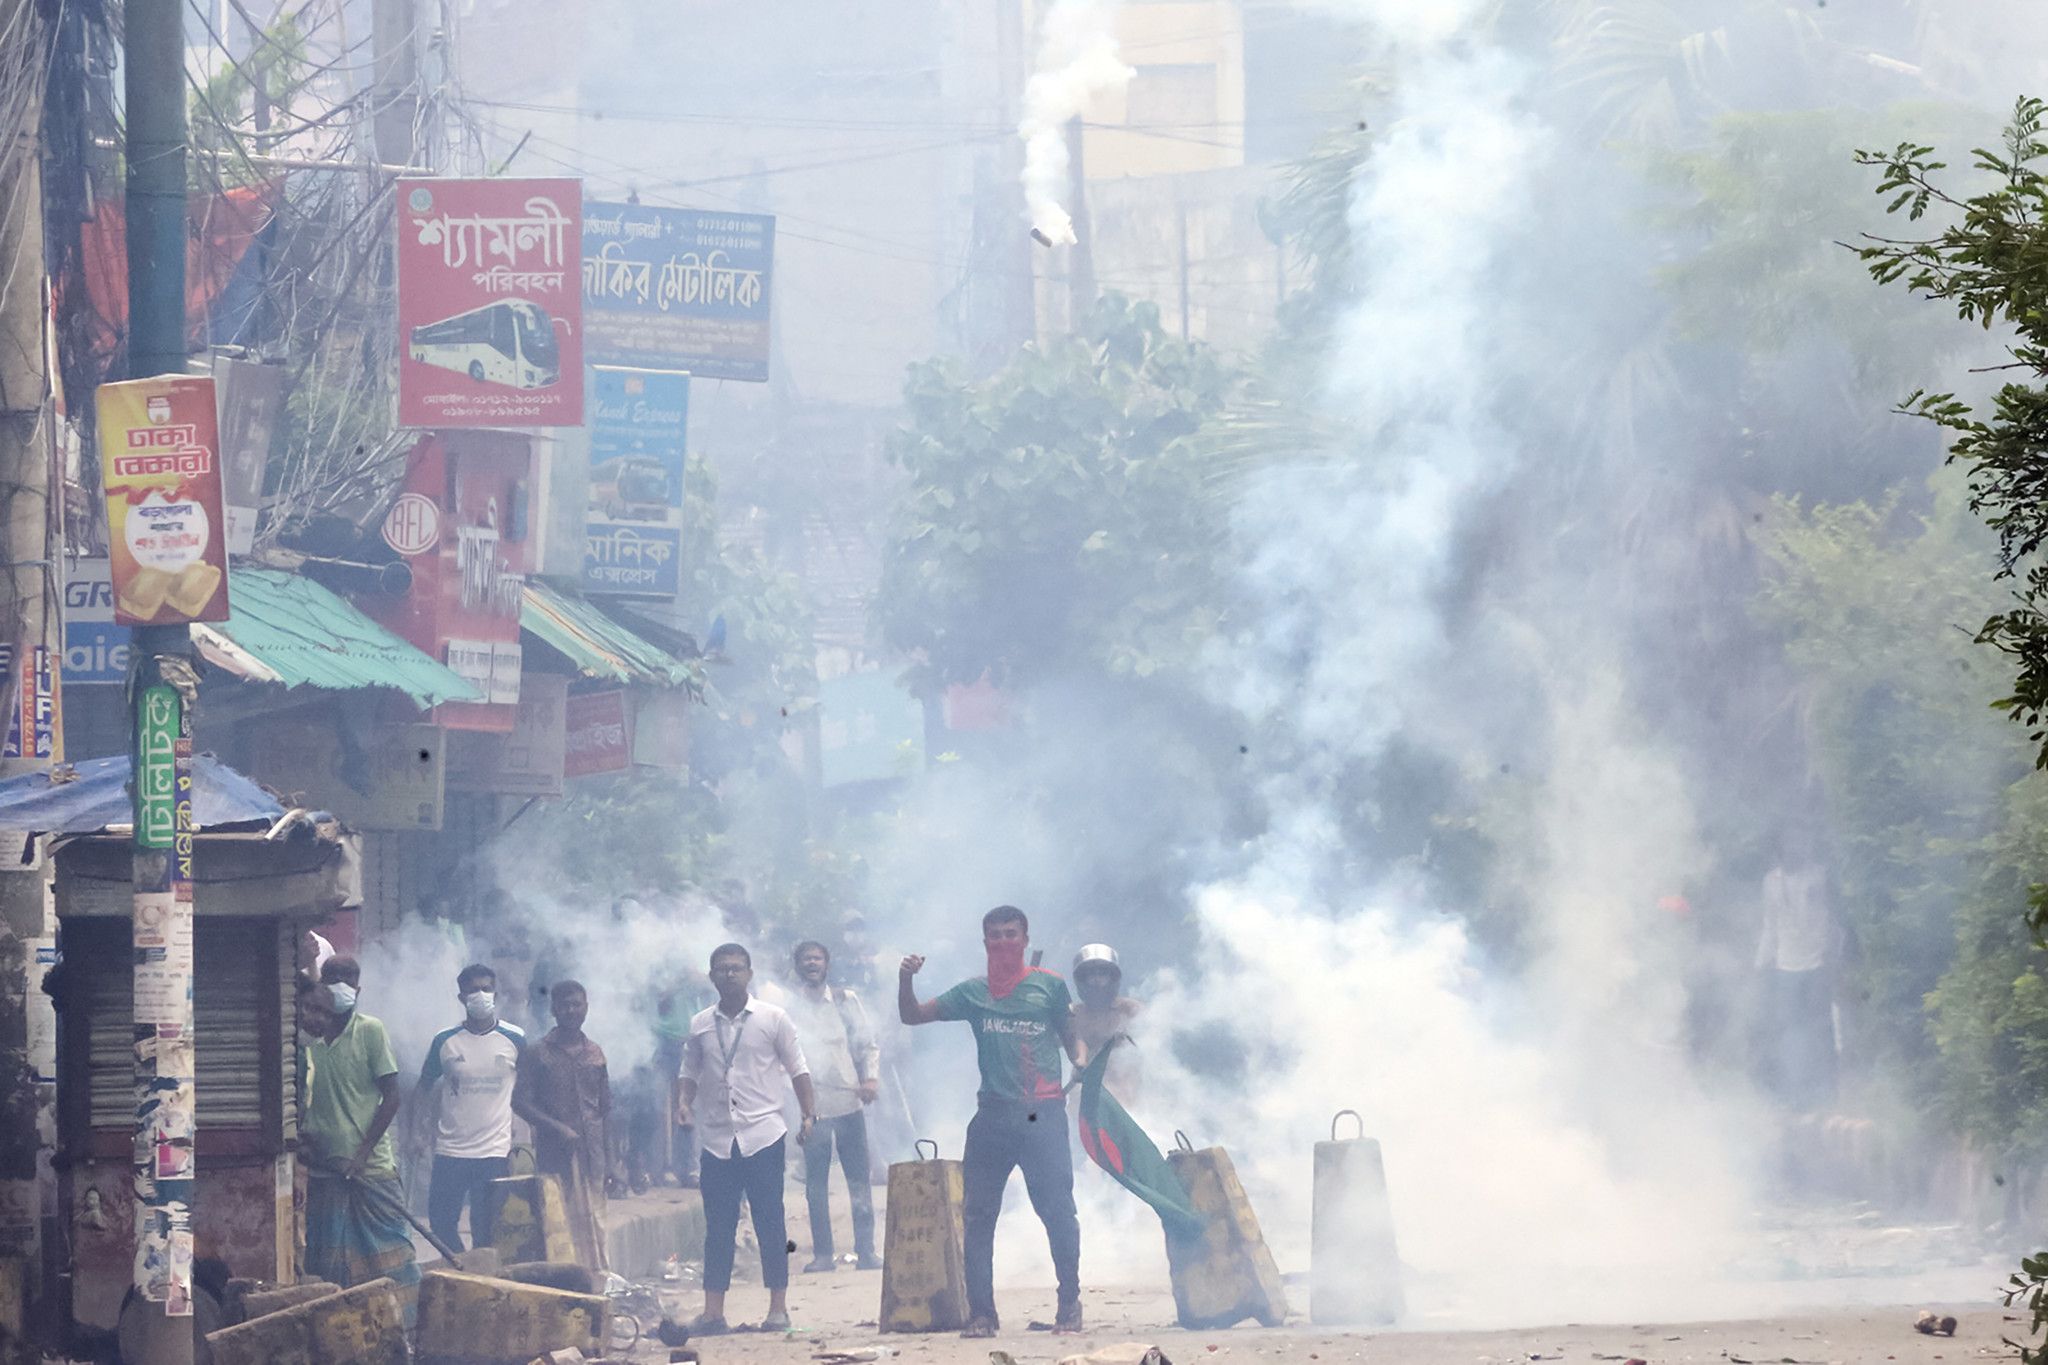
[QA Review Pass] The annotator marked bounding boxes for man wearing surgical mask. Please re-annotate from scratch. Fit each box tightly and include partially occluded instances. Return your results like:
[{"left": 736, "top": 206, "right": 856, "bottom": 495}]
[
  {"left": 416, "top": 964, "right": 526, "bottom": 1251},
  {"left": 302, "top": 957, "right": 419, "bottom": 1294}
]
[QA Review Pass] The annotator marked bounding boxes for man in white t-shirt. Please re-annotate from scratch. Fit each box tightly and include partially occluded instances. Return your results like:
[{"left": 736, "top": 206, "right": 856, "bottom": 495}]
[
  {"left": 1756, "top": 839, "right": 1840, "bottom": 1106},
  {"left": 416, "top": 962, "right": 525, "bottom": 1252}
]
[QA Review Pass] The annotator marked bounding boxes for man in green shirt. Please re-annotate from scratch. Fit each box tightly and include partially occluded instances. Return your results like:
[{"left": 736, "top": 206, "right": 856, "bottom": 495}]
[
  {"left": 302, "top": 957, "right": 419, "bottom": 1294},
  {"left": 900, "top": 906, "right": 1082, "bottom": 1337}
]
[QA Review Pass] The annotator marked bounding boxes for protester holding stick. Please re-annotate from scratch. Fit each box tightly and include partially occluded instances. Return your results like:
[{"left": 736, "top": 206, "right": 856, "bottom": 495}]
[{"left": 301, "top": 957, "right": 421, "bottom": 1295}]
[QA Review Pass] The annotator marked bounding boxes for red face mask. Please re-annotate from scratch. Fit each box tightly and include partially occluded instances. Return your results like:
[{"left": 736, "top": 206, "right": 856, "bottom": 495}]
[{"left": 986, "top": 938, "right": 1028, "bottom": 998}]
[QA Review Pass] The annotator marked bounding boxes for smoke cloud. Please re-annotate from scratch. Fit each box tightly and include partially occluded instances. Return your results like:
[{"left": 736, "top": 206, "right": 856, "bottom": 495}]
[{"left": 1019, "top": 0, "right": 1133, "bottom": 246}]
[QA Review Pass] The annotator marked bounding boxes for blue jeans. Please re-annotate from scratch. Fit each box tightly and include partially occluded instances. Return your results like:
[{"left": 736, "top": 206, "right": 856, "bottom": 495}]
[
  {"left": 963, "top": 1097, "right": 1079, "bottom": 1323},
  {"left": 428, "top": 1154, "right": 508, "bottom": 1253},
  {"left": 701, "top": 1136, "right": 789, "bottom": 1292},
  {"left": 803, "top": 1111, "right": 876, "bottom": 1261}
]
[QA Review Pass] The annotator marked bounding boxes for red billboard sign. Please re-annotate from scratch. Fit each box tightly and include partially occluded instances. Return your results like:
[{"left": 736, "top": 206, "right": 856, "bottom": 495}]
[
  {"left": 396, "top": 178, "right": 583, "bottom": 428},
  {"left": 363, "top": 433, "right": 530, "bottom": 732},
  {"left": 564, "top": 688, "right": 630, "bottom": 779}
]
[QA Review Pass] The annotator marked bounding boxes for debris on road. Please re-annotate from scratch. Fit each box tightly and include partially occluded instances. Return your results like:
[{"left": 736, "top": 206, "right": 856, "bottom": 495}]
[
  {"left": 1912, "top": 1312, "right": 1958, "bottom": 1337},
  {"left": 1054, "top": 1344, "right": 1175, "bottom": 1365}
]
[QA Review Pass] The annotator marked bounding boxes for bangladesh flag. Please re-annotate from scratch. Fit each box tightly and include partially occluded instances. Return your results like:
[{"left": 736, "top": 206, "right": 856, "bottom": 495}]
[{"left": 1075, "top": 1036, "right": 1207, "bottom": 1241}]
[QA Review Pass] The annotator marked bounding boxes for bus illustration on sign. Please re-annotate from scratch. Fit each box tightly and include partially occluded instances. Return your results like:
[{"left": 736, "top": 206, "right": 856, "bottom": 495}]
[{"left": 408, "top": 299, "right": 563, "bottom": 390}]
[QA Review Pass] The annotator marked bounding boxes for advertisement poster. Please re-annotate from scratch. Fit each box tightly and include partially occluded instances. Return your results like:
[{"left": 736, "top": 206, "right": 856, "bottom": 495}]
[
  {"left": 0, "top": 643, "right": 63, "bottom": 760},
  {"left": 95, "top": 376, "right": 231, "bottom": 626},
  {"left": 583, "top": 202, "right": 773, "bottom": 382},
  {"left": 213, "top": 357, "right": 285, "bottom": 554},
  {"left": 397, "top": 178, "right": 583, "bottom": 427},
  {"left": 583, "top": 366, "right": 687, "bottom": 596}
]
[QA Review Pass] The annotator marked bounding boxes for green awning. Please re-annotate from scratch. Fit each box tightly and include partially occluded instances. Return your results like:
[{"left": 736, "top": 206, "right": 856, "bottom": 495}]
[
  {"left": 193, "top": 567, "right": 484, "bottom": 708},
  {"left": 520, "top": 581, "right": 697, "bottom": 688}
]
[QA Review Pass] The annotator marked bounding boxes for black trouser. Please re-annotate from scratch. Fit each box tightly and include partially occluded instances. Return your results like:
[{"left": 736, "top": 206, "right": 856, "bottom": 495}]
[
  {"left": 701, "top": 1136, "right": 788, "bottom": 1292},
  {"left": 963, "top": 1097, "right": 1079, "bottom": 1323},
  {"left": 803, "top": 1111, "right": 876, "bottom": 1261},
  {"left": 427, "top": 1154, "right": 508, "bottom": 1252}
]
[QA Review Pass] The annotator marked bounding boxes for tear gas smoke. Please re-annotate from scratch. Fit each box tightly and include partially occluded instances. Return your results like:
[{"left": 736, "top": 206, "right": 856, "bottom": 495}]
[
  {"left": 1138, "top": 0, "right": 1767, "bottom": 1322},
  {"left": 1019, "top": 0, "right": 1133, "bottom": 246}
]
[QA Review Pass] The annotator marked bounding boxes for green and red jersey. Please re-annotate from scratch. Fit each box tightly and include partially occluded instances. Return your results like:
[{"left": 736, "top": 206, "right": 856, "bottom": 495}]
[{"left": 936, "top": 968, "right": 1072, "bottom": 1103}]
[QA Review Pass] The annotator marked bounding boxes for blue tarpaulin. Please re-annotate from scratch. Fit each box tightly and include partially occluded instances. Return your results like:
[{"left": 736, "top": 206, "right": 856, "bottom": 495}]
[{"left": 0, "top": 754, "right": 284, "bottom": 835}]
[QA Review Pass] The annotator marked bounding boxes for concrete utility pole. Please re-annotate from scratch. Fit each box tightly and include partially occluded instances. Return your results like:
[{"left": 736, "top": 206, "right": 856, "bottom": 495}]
[
  {"left": 1064, "top": 115, "right": 1095, "bottom": 329},
  {"left": 0, "top": 0, "right": 53, "bottom": 1346},
  {"left": 370, "top": 0, "right": 420, "bottom": 170},
  {"left": 123, "top": 0, "right": 199, "bottom": 1360}
]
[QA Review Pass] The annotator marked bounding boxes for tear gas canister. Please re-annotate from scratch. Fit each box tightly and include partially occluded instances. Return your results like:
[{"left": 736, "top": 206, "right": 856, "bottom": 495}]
[
  {"left": 879, "top": 1139, "right": 970, "bottom": 1333},
  {"left": 1310, "top": 1109, "right": 1403, "bottom": 1325}
]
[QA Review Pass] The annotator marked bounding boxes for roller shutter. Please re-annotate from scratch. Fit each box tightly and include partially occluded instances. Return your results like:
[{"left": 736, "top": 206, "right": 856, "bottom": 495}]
[{"left": 74, "top": 918, "right": 278, "bottom": 1134}]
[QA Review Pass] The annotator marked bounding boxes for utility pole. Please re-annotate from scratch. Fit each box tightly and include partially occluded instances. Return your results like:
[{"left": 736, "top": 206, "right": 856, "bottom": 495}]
[
  {"left": 1064, "top": 115, "right": 1094, "bottom": 329},
  {"left": 0, "top": 0, "right": 53, "bottom": 1348},
  {"left": 123, "top": 0, "right": 198, "bottom": 1360},
  {"left": 370, "top": 0, "right": 420, "bottom": 170},
  {"left": 993, "top": 0, "right": 1035, "bottom": 349}
]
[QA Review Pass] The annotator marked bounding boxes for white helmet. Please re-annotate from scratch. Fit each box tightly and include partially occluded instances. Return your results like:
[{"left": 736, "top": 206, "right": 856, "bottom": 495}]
[{"left": 1073, "top": 943, "right": 1120, "bottom": 977}]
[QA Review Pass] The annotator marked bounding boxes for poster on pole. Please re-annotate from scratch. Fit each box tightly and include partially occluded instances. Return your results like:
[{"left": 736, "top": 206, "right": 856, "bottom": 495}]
[
  {"left": 583, "top": 366, "right": 687, "bottom": 597},
  {"left": 582, "top": 202, "right": 774, "bottom": 381},
  {"left": 95, "top": 375, "right": 231, "bottom": 626},
  {"left": 397, "top": 178, "right": 583, "bottom": 427}
]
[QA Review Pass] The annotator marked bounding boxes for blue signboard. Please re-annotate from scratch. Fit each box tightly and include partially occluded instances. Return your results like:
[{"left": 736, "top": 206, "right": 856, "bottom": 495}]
[
  {"left": 65, "top": 558, "right": 131, "bottom": 684},
  {"left": 582, "top": 202, "right": 774, "bottom": 382},
  {"left": 583, "top": 366, "right": 688, "bottom": 597}
]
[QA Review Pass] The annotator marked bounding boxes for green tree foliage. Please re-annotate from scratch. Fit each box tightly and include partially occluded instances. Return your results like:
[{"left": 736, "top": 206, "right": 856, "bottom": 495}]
[
  {"left": 876, "top": 294, "right": 1241, "bottom": 691},
  {"left": 1858, "top": 97, "right": 2048, "bottom": 770},
  {"left": 1756, "top": 480, "right": 2032, "bottom": 1084},
  {"left": 1856, "top": 106, "right": 2048, "bottom": 1354}
]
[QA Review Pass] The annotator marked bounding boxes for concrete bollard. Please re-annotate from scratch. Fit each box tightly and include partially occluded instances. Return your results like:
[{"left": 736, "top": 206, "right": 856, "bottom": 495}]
[
  {"left": 878, "top": 1139, "right": 970, "bottom": 1333},
  {"left": 204, "top": 1277, "right": 404, "bottom": 1365},
  {"left": 414, "top": 1268, "right": 608, "bottom": 1365},
  {"left": 1163, "top": 1134, "right": 1289, "bottom": 1330},
  {"left": 1310, "top": 1109, "right": 1403, "bottom": 1325},
  {"left": 487, "top": 1173, "right": 579, "bottom": 1267}
]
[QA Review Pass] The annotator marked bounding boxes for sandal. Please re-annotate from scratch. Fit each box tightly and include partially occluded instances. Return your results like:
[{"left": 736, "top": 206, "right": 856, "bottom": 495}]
[
  {"left": 961, "top": 1316, "right": 1000, "bottom": 1338},
  {"left": 686, "top": 1314, "right": 729, "bottom": 1336}
]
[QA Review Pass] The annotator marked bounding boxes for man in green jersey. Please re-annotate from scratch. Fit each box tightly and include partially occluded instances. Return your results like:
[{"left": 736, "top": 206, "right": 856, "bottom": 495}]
[{"left": 900, "top": 906, "right": 1082, "bottom": 1336}]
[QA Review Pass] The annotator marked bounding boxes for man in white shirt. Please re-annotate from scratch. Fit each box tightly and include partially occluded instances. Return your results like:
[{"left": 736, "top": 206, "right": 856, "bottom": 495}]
[
  {"left": 415, "top": 963, "right": 525, "bottom": 1252},
  {"left": 1756, "top": 846, "right": 1840, "bottom": 1105},
  {"left": 678, "top": 943, "right": 816, "bottom": 1335},
  {"left": 785, "top": 940, "right": 883, "bottom": 1273}
]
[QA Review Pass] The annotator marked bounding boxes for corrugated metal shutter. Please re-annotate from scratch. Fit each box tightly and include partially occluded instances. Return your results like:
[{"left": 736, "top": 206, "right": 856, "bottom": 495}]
[{"left": 80, "top": 919, "right": 275, "bottom": 1132}]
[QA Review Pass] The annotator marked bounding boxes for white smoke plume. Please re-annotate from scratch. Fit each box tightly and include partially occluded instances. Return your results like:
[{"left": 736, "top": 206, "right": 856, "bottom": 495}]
[
  {"left": 1019, "top": 0, "right": 1133, "bottom": 246},
  {"left": 1127, "top": 0, "right": 1764, "bottom": 1322}
]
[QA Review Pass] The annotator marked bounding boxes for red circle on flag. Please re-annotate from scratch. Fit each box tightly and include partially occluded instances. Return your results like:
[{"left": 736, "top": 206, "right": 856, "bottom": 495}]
[{"left": 381, "top": 493, "right": 440, "bottom": 556}]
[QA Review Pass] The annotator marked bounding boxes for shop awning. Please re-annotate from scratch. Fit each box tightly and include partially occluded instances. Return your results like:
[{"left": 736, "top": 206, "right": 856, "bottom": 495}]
[
  {"left": 520, "top": 580, "right": 698, "bottom": 687},
  {"left": 0, "top": 753, "right": 283, "bottom": 835},
  {"left": 194, "top": 567, "right": 484, "bottom": 708}
]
